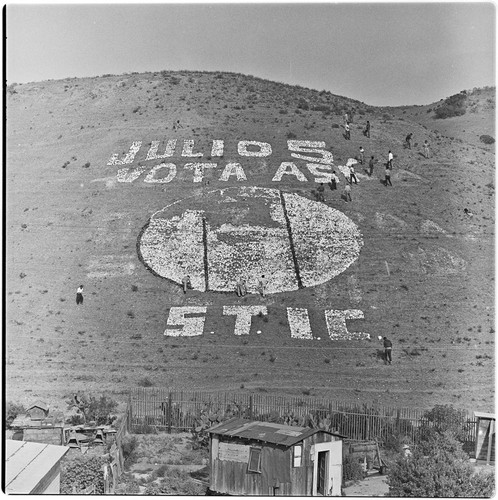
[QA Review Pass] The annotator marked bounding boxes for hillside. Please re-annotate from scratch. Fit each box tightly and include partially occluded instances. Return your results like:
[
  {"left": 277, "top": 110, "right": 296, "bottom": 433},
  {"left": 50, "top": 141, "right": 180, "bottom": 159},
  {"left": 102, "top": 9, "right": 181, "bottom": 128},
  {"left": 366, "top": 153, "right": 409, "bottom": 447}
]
[{"left": 6, "top": 70, "right": 495, "bottom": 415}]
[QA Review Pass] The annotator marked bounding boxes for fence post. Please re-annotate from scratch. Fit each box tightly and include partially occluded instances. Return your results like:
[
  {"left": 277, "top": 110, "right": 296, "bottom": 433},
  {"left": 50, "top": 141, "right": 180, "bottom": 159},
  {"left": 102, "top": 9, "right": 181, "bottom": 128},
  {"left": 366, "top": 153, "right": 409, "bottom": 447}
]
[
  {"left": 127, "top": 392, "right": 132, "bottom": 433},
  {"left": 167, "top": 392, "right": 173, "bottom": 434},
  {"left": 328, "top": 402, "right": 333, "bottom": 432}
]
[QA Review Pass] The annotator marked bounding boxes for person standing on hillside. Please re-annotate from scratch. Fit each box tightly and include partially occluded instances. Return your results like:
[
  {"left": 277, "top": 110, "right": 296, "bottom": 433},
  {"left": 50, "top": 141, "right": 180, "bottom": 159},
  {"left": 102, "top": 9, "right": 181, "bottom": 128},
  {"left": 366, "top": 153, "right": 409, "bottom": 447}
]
[
  {"left": 423, "top": 140, "right": 430, "bottom": 158},
  {"left": 384, "top": 165, "right": 392, "bottom": 186},
  {"left": 236, "top": 278, "right": 247, "bottom": 297},
  {"left": 359, "top": 146, "right": 365, "bottom": 164},
  {"left": 364, "top": 120, "right": 371, "bottom": 138},
  {"left": 344, "top": 122, "right": 351, "bottom": 140},
  {"left": 383, "top": 336, "right": 393, "bottom": 364},
  {"left": 344, "top": 112, "right": 349, "bottom": 125},
  {"left": 76, "top": 285, "right": 84, "bottom": 305},
  {"left": 258, "top": 275, "right": 268, "bottom": 297},
  {"left": 349, "top": 165, "right": 358, "bottom": 185},
  {"left": 316, "top": 182, "right": 325, "bottom": 202},
  {"left": 328, "top": 171, "right": 339, "bottom": 190},
  {"left": 405, "top": 133, "right": 413, "bottom": 149},
  {"left": 344, "top": 183, "right": 352, "bottom": 202},
  {"left": 368, "top": 156, "right": 375, "bottom": 177},
  {"left": 182, "top": 275, "right": 192, "bottom": 294},
  {"left": 387, "top": 150, "right": 394, "bottom": 168}
]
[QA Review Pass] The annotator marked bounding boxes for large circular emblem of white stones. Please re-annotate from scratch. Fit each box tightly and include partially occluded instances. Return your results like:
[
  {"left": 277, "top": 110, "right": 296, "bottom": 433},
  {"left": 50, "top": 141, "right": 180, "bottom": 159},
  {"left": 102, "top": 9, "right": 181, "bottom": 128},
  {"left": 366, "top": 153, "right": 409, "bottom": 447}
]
[{"left": 138, "top": 186, "right": 363, "bottom": 294}]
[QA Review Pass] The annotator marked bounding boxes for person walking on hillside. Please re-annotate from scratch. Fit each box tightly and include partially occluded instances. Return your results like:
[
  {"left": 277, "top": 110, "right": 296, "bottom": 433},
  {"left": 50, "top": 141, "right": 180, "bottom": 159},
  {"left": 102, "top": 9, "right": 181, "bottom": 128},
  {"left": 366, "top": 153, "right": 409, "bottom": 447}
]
[
  {"left": 423, "top": 140, "right": 430, "bottom": 158},
  {"left": 76, "top": 285, "right": 84, "bottom": 305},
  {"left": 359, "top": 146, "right": 365, "bottom": 165},
  {"left": 344, "top": 112, "right": 349, "bottom": 125},
  {"left": 364, "top": 120, "right": 371, "bottom": 138},
  {"left": 344, "top": 122, "right": 351, "bottom": 140},
  {"left": 328, "top": 171, "right": 339, "bottom": 190},
  {"left": 316, "top": 182, "right": 325, "bottom": 202},
  {"left": 405, "top": 133, "right": 413, "bottom": 149},
  {"left": 387, "top": 150, "right": 394, "bottom": 168},
  {"left": 384, "top": 165, "right": 392, "bottom": 186},
  {"left": 368, "top": 156, "right": 375, "bottom": 177},
  {"left": 344, "top": 183, "right": 352, "bottom": 202},
  {"left": 349, "top": 165, "right": 358, "bottom": 185},
  {"left": 383, "top": 336, "right": 393, "bottom": 364}
]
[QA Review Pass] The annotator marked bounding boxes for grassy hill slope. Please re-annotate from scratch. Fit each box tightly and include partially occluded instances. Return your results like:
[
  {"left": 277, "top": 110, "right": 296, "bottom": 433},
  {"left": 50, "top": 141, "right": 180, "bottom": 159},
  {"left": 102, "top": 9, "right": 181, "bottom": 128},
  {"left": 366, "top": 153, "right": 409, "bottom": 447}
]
[{"left": 6, "top": 71, "right": 495, "bottom": 413}]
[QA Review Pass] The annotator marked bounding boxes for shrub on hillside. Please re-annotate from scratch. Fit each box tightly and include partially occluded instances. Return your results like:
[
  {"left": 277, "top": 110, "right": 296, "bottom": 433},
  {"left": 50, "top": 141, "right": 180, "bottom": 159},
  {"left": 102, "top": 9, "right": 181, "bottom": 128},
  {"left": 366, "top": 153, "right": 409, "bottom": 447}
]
[
  {"left": 297, "top": 97, "right": 310, "bottom": 110},
  {"left": 434, "top": 91, "right": 467, "bottom": 119},
  {"left": 387, "top": 432, "right": 495, "bottom": 497},
  {"left": 480, "top": 134, "right": 495, "bottom": 144}
]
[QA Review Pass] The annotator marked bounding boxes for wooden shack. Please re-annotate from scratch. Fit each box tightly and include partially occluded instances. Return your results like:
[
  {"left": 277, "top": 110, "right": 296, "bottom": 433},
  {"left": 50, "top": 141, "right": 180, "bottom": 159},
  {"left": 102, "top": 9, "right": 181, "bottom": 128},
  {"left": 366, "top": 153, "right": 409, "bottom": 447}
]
[
  {"left": 27, "top": 400, "right": 49, "bottom": 420},
  {"left": 474, "top": 411, "right": 495, "bottom": 464},
  {"left": 208, "top": 418, "right": 345, "bottom": 496}
]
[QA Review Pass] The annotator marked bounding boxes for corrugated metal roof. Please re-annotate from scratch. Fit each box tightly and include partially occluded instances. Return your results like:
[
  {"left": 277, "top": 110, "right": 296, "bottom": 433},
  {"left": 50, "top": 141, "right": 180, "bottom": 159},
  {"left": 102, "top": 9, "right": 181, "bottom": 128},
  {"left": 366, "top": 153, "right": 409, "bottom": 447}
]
[
  {"left": 208, "top": 418, "right": 345, "bottom": 447},
  {"left": 5, "top": 440, "right": 69, "bottom": 494},
  {"left": 474, "top": 411, "right": 495, "bottom": 420}
]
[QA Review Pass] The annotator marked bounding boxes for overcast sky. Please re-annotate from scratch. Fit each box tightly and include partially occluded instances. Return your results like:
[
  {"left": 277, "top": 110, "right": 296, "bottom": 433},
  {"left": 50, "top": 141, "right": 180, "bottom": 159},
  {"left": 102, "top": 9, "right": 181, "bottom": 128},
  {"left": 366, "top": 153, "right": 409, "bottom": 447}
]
[{"left": 6, "top": 2, "right": 496, "bottom": 106}]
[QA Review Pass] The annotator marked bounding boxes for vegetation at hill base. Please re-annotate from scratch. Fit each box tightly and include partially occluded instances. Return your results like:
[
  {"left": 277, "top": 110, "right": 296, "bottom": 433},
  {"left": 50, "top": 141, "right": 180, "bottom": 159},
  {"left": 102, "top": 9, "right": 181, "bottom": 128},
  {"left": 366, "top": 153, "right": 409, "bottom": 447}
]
[{"left": 387, "top": 431, "right": 495, "bottom": 497}]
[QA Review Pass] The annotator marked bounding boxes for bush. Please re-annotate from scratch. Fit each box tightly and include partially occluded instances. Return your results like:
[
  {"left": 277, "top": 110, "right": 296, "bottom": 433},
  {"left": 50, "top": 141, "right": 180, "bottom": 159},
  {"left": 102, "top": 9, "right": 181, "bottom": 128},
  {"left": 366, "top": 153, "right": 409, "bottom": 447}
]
[
  {"left": 480, "top": 134, "right": 495, "bottom": 144},
  {"left": 387, "top": 432, "right": 495, "bottom": 497},
  {"left": 121, "top": 435, "right": 139, "bottom": 467},
  {"left": 144, "top": 470, "right": 205, "bottom": 495},
  {"left": 297, "top": 97, "right": 310, "bottom": 110},
  {"left": 342, "top": 453, "right": 365, "bottom": 482},
  {"left": 69, "top": 393, "right": 118, "bottom": 425},
  {"left": 434, "top": 91, "right": 467, "bottom": 119},
  {"left": 61, "top": 455, "right": 108, "bottom": 494},
  {"left": 419, "top": 404, "right": 468, "bottom": 442},
  {"left": 139, "top": 377, "right": 154, "bottom": 387},
  {"left": 5, "top": 402, "right": 26, "bottom": 428}
]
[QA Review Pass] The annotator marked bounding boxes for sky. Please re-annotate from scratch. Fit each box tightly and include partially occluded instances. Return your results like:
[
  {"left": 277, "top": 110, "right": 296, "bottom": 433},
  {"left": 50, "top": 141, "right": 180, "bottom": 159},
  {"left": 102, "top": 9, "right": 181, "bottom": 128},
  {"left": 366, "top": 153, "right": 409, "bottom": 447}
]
[{"left": 5, "top": 2, "right": 496, "bottom": 106}]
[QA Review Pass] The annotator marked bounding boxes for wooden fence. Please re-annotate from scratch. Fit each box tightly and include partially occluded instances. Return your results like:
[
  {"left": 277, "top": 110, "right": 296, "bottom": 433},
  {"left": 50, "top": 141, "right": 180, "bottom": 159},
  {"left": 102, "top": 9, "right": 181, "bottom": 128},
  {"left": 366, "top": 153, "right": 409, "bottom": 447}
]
[{"left": 127, "top": 388, "right": 477, "bottom": 451}]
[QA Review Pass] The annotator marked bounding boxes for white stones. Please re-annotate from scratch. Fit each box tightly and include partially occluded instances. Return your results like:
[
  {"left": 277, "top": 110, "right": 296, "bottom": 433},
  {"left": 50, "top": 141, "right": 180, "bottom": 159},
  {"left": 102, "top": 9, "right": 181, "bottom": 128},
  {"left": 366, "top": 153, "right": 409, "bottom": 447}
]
[
  {"left": 162, "top": 305, "right": 370, "bottom": 340},
  {"left": 138, "top": 187, "right": 363, "bottom": 294}
]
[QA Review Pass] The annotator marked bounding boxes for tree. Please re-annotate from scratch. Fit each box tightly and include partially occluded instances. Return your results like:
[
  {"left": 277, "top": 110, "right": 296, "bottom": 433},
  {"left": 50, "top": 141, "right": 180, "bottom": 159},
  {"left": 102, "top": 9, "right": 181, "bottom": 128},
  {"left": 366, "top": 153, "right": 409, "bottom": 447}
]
[
  {"left": 419, "top": 404, "right": 468, "bottom": 443},
  {"left": 387, "top": 432, "right": 495, "bottom": 497},
  {"left": 5, "top": 402, "right": 26, "bottom": 428},
  {"left": 67, "top": 393, "right": 118, "bottom": 426}
]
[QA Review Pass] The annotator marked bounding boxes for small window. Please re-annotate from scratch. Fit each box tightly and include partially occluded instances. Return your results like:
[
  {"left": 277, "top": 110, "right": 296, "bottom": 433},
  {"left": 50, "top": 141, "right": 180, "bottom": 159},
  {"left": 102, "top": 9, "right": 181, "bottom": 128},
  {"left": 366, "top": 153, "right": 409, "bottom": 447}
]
[
  {"left": 293, "top": 444, "right": 303, "bottom": 467},
  {"left": 247, "top": 447, "right": 262, "bottom": 473}
]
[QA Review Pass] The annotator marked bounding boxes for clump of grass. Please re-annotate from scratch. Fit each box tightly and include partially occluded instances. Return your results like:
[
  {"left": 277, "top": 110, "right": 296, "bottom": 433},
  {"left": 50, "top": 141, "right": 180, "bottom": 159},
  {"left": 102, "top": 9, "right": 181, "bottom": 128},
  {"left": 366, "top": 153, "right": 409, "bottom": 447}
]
[{"left": 138, "top": 377, "right": 154, "bottom": 387}]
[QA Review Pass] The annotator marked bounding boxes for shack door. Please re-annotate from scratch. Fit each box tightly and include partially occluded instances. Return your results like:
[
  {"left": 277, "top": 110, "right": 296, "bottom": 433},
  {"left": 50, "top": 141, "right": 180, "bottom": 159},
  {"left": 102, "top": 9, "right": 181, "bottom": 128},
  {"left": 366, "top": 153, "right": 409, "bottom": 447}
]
[
  {"left": 317, "top": 451, "right": 327, "bottom": 495},
  {"left": 312, "top": 441, "right": 342, "bottom": 496}
]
